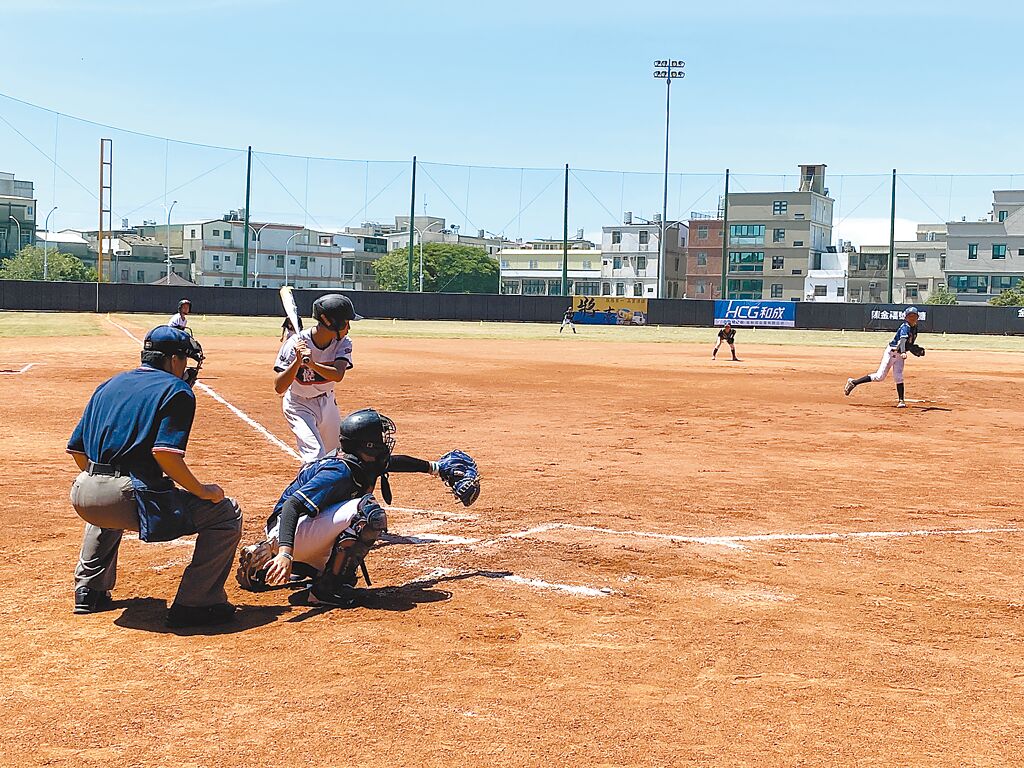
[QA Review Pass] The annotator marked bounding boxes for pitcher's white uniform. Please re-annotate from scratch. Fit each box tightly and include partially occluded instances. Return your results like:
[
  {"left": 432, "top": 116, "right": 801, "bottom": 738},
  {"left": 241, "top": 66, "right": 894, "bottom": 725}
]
[{"left": 274, "top": 329, "right": 353, "bottom": 462}]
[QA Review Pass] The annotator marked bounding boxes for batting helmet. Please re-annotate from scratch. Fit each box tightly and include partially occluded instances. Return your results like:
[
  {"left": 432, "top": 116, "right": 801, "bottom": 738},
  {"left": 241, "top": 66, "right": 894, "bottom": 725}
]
[
  {"left": 312, "top": 294, "right": 362, "bottom": 331},
  {"left": 178, "top": 298, "right": 191, "bottom": 309},
  {"left": 340, "top": 408, "right": 396, "bottom": 460}
]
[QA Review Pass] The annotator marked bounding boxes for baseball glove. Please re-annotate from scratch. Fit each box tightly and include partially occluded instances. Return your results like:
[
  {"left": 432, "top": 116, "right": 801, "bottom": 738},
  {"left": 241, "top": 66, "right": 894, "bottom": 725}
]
[
  {"left": 437, "top": 450, "right": 481, "bottom": 506},
  {"left": 236, "top": 537, "right": 278, "bottom": 591},
  {"left": 908, "top": 344, "right": 926, "bottom": 357}
]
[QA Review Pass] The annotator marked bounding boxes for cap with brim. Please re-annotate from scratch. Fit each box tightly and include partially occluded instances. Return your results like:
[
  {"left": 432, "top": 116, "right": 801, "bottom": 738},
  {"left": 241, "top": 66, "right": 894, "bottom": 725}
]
[{"left": 144, "top": 326, "right": 203, "bottom": 362}]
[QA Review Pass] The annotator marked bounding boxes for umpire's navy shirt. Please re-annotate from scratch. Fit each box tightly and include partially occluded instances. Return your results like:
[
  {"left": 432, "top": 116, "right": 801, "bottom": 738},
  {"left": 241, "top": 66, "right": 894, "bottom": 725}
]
[{"left": 67, "top": 364, "right": 195, "bottom": 489}]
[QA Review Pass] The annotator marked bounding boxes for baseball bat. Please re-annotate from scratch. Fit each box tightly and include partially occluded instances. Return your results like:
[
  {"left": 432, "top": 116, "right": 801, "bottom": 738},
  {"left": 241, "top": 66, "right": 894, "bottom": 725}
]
[{"left": 279, "top": 286, "right": 309, "bottom": 363}]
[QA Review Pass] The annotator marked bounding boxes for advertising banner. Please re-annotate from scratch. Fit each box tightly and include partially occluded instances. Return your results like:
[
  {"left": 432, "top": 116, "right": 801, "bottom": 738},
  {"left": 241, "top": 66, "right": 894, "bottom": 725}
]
[
  {"left": 571, "top": 296, "right": 648, "bottom": 325},
  {"left": 866, "top": 305, "right": 928, "bottom": 329},
  {"left": 714, "top": 300, "right": 796, "bottom": 328}
]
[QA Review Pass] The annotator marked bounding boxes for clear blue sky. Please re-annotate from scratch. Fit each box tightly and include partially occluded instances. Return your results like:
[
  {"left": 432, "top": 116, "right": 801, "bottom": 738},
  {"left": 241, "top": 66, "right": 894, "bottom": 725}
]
[{"left": 4, "top": 0, "right": 1022, "bottom": 242}]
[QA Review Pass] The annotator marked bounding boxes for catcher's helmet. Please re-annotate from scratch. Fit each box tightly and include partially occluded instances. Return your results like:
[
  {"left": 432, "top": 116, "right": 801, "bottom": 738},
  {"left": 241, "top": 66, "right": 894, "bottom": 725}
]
[
  {"left": 312, "top": 294, "right": 362, "bottom": 331},
  {"left": 144, "top": 326, "right": 204, "bottom": 363},
  {"left": 340, "top": 408, "right": 396, "bottom": 459}
]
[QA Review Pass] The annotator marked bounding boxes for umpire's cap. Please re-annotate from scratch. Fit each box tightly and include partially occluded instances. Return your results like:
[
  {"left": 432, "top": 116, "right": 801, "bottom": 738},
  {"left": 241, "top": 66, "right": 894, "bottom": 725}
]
[
  {"left": 144, "top": 326, "right": 204, "bottom": 363},
  {"left": 313, "top": 293, "right": 362, "bottom": 331}
]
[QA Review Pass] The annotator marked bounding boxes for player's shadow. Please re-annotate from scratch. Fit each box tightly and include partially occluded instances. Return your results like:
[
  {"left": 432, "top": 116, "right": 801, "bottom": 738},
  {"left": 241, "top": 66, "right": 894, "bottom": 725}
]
[
  {"left": 284, "top": 569, "right": 512, "bottom": 621},
  {"left": 113, "top": 597, "right": 291, "bottom": 635}
]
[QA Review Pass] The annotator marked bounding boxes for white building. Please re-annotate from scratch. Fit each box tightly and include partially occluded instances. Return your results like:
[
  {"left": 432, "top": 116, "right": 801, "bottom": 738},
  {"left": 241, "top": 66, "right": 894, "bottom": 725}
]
[{"left": 600, "top": 221, "right": 686, "bottom": 298}]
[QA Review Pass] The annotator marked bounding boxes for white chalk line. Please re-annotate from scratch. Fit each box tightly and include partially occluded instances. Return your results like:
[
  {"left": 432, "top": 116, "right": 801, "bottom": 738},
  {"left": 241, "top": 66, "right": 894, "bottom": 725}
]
[
  {"left": 0, "top": 362, "right": 41, "bottom": 375},
  {"left": 408, "top": 568, "right": 612, "bottom": 598}
]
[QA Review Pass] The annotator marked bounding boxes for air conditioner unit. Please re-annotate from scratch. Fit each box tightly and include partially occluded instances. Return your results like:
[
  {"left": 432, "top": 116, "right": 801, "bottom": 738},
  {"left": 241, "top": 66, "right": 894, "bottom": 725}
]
[
  {"left": 624, "top": 211, "right": 632, "bottom": 224},
  {"left": 653, "top": 213, "right": 663, "bottom": 223},
  {"left": 214, "top": 264, "right": 222, "bottom": 271},
  {"left": 869, "top": 281, "right": 877, "bottom": 288}
]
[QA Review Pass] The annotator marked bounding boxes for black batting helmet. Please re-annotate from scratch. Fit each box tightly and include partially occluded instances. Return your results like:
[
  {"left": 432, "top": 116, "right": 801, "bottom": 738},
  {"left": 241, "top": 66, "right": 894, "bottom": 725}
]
[
  {"left": 312, "top": 294, "right": 361, "bottom": 332},
  {"left": 340, "top": 408, "right": 395, "bottom": 460}
]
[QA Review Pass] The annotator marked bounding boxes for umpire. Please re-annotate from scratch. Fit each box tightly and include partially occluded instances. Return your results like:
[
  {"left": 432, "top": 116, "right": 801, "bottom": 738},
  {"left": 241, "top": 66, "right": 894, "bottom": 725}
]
[{"left": 67, "top": 326, "right": 243, "bottom": 628}]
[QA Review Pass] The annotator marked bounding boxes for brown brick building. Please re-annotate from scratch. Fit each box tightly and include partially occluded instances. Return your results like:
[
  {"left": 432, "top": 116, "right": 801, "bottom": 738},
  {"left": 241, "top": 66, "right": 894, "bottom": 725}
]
[{"left": 684, "top": 217, "right": 724, "bottom": 299}]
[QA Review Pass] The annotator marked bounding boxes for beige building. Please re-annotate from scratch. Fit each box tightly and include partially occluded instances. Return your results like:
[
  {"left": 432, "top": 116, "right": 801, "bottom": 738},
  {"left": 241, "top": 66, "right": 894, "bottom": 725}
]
[
  {"left": 848, "top": 226, "right": 947, "bottom": 304},
  {"left": 945, "top": 190, "right": 1024, "bottom": 303},
  {"left": 724, "top": 164, "right": 834, "bottom": 301},
  {"left": 0, "top": 172, "right": 36, "bottom": 257},
  {"left": 82, "top": 234, "right": 188, "bottom": 283},
  {"left": 498, "top": 242, "right": 602, "bottom": 296}
]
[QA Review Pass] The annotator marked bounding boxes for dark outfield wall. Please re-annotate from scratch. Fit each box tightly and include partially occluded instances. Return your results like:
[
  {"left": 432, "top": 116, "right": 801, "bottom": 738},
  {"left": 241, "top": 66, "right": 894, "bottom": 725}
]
[{"left": 1, "top": 280, "right": 1022, "bottom": 335}]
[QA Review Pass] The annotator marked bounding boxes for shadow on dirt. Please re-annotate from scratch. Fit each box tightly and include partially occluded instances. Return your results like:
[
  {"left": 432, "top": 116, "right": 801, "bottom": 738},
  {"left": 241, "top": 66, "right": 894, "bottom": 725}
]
[{"left": 113, "top": 597, "right": 291, "bottom": 635}]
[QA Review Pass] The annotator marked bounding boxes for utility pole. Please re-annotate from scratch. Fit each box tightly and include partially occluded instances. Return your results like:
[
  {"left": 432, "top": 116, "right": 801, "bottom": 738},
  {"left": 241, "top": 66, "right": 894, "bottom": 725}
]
[
  {"left": 720, "top": 169, "right": 730, "bottom": 299},
  {"left": 653, "top": 59, "right": 685, "bottom": 299},
  {"left": 407, "top": 156, "right": 417, "bottom": 292},
  {"left": 887, "top": 168, "right": 897, "bottom": 304},
  {"left": 242, "top": 145, "right": 252, "bottom": 287},
  {"left": 562, "top": 164, "right": 569, "bottom": 296}
]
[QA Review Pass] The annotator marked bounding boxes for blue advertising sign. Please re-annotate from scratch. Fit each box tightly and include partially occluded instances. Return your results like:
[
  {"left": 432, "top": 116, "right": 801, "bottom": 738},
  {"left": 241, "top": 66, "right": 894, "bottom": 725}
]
[{"left": 714, "top": 300, "right": 796, "bottom": 328}]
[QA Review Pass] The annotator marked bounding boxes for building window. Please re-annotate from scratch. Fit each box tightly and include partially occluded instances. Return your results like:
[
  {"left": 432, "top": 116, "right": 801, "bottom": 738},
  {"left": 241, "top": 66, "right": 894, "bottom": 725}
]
[
  {"left": 772, "top": 201, "right": 788, "bottom": 215},
  {"left": 310, "top": 283, "right": 319, "bottom": 288},
  {"left": 212, "top": 229, "right": 220, "bottom": 237},
  {"left": 794, "top": 213, "right": 805, "bottom": 220},
  {"left": 941, "top": 252, "right": 946, "bottom": 269},
  {"left": 576, "top": 281, "right": 600, "bottom": 296},
  {"left": 613, "top": 257, "right": 622, "bottom": 270},
  {"left": 319, "top": 235, "right": 331, "bottom": 246},
  {"left": 773, "top": 228, "right": 785, "bottom": 243},
  {"left": 837, "top": 287, "right": 845, "bottom": 297},
  {"left": 729, "top": 224, "right": 765, "bottom": 245},
  {"left": 500, "top": 259, "right": 510, "bottom": 268},
  {"left": 523, "top": 279, "right": 545, "bottom": 295},
  {"left": 697, "top": 225, "right": 709, "bottom": 240},
  {"left": 602, "top": 282, "right": 611, "bottom": 295},
  {"left": 696, "top": 280, "right": 706, "bottom": 294},
  {"left": 582, "top": 260, "right": 591, "bottom": 269},
  {"left": 998, "top": 210, "right": 1008, "bottom": 222},
  {"left": 792, "top": 240, "right": 804, "bottom": 247},
  {"left": 189, "top": 250, "right": 196, "bottom": 259},
  {"left": 915, "top": 253, "right": 926, "bottom": 262},
  {"left": 673, "top": 257, "right": 679, "bottom": 271},
  {"left": 136, "top": 270, "right": 145, "bottom": 282},
  {"left": 236, "top": 253, "right": 244, "bottom": 266},
  {"left": 616, "top": 282, "right": 625, "bottom": 296},
  {"left": 905, "top": 283, "right": 919, "bottom": 299},
  {"left": 529, "top": 259, "right": 538, "bottom": 269},
  {"left": 850, "top": 287, "right": 861, "bottom": 301},
  {"left": 992, "top": 276, "right": 1021, "bottom": 292},
  {"left": 992, "top": 244, "right": 1007, "bottom": 259},
  {"left": 968, "top": 243, "right": 978, "bottom": 259},
  {"left": 300, "top": 256, "right": 309, "bottom": 270},
  {"left": 223, "top": 230, "right": 231, "bottom": 240},
  {"left": 948, "top": 274, "right": 988, "bottom": 293},
  {"left": 791, "top": 268, "right": 802, "bottom": 275},
  {"left": 611, "top": 231, "right": 621, "bottom": 244},
  {"left": 697, "top": 252, "right": 707, "bottom": 266},
  {"left": 633, "top": 282, "right": 643, "bottom": 296},
  {"left": 814, "top": 285, "right": 828, "bottom": 297},
  {"left": 1019, "top": 249, "right": 1024, "bottom": 257},
  {"left": 772, "top": 256, "right": 784, "bottom": 270},
  {"left": 190, "top": 228, "right": 197, "bottom": 238},
  {"left": 771, "top": 283, "right": 783, "bottom": 298},
  {"left": 728, "top": 251, "right": 764, "bottom": 273},
  {"left": 276, "top": 255, "right": 284, "bottom": 269},
  {"left": 727, "top": 279, "right": 762, "bottom": 299},
  {"left": 213, "top": 254, "right": 220, "bottom": 262},
  {"left": 546, "top": 279, "right": 561, "bottom": 295},
  {"left": 897, "top": 254, "right": 910, "bottom": 269},
  {"left": 637, "top": 256, "right": 647, "bottom": 270},
  {"left": 639, "top": 230, "right": 649, "bottom": 245}
]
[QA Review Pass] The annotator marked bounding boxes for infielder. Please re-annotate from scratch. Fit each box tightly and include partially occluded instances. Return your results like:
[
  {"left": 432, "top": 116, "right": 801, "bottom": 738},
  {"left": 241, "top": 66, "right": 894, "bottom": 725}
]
[
  {"left": 280, "top": 315, "right": 302, "bottom": 343},
  {"left": 274, "top": 294, "right": 358, "bottom": 462},
  {"left": 713, "top": 323, "right": 739, "bottom": 361},
  {"left": 559, "top": 307, "right": 577, "bottom": 334},
  {"left": 168, "top": 298, "right": 190, "bottom": 330},
  {"left": 236, "top": 408, "right": 480, "bottom": 607},
  {"left": 67, "top": 327, "right": 242, "bottom": 628},
  {"left": 844, "top": 306, "right": 925, "bottom": 408}
]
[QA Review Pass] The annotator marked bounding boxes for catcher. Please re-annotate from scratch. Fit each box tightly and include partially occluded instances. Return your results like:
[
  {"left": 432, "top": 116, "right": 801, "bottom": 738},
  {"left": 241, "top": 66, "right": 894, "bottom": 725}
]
[
  {"left": 236, "top": 408, "right": 480, "bottom": 607},
  {"left": 845, "top": 306, "right": 924, "bottom": 408}
]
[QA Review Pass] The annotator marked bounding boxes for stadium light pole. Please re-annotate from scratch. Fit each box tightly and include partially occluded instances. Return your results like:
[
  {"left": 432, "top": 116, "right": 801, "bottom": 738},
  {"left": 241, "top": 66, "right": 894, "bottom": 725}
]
[
  {"left": 249, "top": 222, "right": 270, "bottom": 287},
  {"left": 164, "top": 200, "right": 177, "bottom": 281},
  {"left": 413, "top": 220, "right": 443, "bottom": 292},
  {"left": 43, "top": 206, "right": 57, "bottom": 280},
  {"left": 653, "top": 59, "right": 685, "bottom": 300}
]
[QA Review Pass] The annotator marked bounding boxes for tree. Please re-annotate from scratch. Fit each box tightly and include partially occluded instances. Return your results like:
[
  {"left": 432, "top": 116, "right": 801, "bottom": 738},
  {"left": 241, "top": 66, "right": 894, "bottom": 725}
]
[
  {"left": 374, "top": 242, "right": 499, "bottom": 294},
  {"left": 925, "top": 284, "right": 958, "bottom": 305},
  {"left": 0, "top": 245, "right": 97, "bottom": 282},
  {"left": 989, "top": 286, "right": 1024, "bottom": 307}
]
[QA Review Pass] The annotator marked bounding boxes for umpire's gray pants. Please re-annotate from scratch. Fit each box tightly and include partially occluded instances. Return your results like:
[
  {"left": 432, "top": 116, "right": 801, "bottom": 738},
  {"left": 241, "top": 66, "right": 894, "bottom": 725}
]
[{"left": 72, "top": 472, "right": 243, "bottom": 607}]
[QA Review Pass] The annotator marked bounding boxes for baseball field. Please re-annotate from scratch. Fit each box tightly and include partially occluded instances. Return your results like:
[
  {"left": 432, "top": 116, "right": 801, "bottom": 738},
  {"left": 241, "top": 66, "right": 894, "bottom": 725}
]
[{"left": 2, "top": 311, "right": 1023, "bottom": 767}]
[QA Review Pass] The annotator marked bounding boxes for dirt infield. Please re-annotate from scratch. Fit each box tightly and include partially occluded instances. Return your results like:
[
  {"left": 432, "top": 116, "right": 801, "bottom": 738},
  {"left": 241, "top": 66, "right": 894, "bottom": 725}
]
[{"left": 2, "top": 314, "right": 1023, "bottom": 767}]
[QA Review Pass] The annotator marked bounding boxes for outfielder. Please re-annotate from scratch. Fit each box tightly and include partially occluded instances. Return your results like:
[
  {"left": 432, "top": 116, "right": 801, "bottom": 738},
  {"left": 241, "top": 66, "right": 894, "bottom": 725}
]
[
  {"left": 713, "top": 323, "right": 739, "bottom": 361},
  {"left": 559, "top": 307, "right": 577, "bottom": 334},
  {"left": 168, "top": 298, "right": 190, "bottom": 330},
  {"left": 844, "top": 306, "right": 925, "bottom": 408},
  {"left": 274, "top": 294, "right": 358, "bottom": 462},
  {"left": 236, "top": 408, "right": 480, "bottom": 607},
  {"left": 67, "top": 327, "right": 242, "bottom": 628}
]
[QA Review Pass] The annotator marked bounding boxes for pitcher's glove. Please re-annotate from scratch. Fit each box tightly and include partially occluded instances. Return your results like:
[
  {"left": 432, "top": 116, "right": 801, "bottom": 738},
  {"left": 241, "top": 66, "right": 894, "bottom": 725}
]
[
  {"left": 908, "top": 344, "right": 926, "bottom": 357},
  {"left": 436, "top": 450, "right": 481, "bottom": 506}
]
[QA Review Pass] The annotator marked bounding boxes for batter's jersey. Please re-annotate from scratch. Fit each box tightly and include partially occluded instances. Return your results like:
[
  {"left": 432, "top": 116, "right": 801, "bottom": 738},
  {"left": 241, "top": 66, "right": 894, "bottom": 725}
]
[
  {"left": 889, "top": 322, "right": 918, "bottom": 349},
  {"left": 274, "top": 328, "right": 353, "bottom": 398},
  {"left": 168, "top": 313, "right": 188, "bottom": 330},
  {"left": 67, "top": 365, "right": 195, "bottom": 489}
]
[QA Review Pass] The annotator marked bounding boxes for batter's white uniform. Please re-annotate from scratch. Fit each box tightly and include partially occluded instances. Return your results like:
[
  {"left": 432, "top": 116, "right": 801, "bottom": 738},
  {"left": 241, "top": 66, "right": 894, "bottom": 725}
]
[
  {"left": 168, "top": 313, "right": 188, "bottom": 330},
  {"left": 266, "top": 496, "right": 361, "bottom": 572},
  {"left": 274, "top": 329, "right": 353, "bottom": 462}
]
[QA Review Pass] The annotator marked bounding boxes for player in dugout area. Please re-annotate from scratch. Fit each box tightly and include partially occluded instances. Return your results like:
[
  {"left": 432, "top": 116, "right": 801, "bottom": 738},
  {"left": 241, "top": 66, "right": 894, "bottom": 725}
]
[
  {"left": 66, "top": 326, "right": 242, "bottom": 628},
  {"left": 713, "top": 323, "right": 739, "bottom": 361}
]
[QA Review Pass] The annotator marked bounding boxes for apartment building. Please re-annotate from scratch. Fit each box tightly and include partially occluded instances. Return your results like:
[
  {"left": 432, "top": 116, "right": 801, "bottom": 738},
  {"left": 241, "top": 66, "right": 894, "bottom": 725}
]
[
  {"left": 944, "top": 190, "right": 1024, "bottom": 303},
  {"left": 0, "top": 171, "right": 36, "bottom": 257},
  {"left": 601, "top": 220, "right": 686, "bottom": 299},
  {"left": 723, "top": 164, "right": 834, "bottom": 301},
  {"left": 679, "top": 216, "right": 724, "bottom": 300},
  {"left": 498, "top": 239, "right": 602, "bottom": 296},
  {"left": 848, "top": 226, "right": 947, "bottom": 304},
  {"left": 81, "top": 233, "right": 188, "bottom": 283}
]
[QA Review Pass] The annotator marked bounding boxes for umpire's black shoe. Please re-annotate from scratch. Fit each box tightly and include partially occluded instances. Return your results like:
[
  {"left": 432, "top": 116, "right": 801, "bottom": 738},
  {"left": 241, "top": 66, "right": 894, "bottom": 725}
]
[
  {"left": 74, "top": 586, "right": 113, "bottom": 615},
  {"left": 166, "top": 602, "right": 235, "bottom": 628}
]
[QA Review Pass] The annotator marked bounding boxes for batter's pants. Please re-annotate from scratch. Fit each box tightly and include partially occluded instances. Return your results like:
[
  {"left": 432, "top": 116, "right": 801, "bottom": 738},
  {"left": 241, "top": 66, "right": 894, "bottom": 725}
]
[
  {"left": 72, "top": 472, "right": 243, "bottom": 607},
  {"left": 282, "top": 389, "right": 341, "bottom": 463},
  {"left": 266, "top": 497, "right": 361, "bottom": 573},
  {"left": 869, "top": 347, "right": 905, "bottom": 384}
]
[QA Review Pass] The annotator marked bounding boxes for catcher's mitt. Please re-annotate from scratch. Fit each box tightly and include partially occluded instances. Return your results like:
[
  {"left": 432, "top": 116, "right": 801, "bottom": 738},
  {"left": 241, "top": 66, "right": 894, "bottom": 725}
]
[
  {"left": 908, "top": 344, "right": 926, "bottom": 357},
  {"left": 236, "top": 537, "right": 278, "bottom": 591},
  {"left": 437, "top": 450, "right": 481, "bottom": 506}
]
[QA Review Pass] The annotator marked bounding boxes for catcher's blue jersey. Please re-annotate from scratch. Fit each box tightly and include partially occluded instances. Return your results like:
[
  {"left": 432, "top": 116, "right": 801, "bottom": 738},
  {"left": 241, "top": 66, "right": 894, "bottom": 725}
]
[{"left": 273, "top": 457, "right": 367, "bottom": 520}]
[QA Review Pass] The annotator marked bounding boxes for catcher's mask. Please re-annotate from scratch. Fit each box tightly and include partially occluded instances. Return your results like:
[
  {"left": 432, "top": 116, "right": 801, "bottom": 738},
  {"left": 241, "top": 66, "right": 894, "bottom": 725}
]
[{"left": 143, "top": 326, "right": 204, "bottom": 388}]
